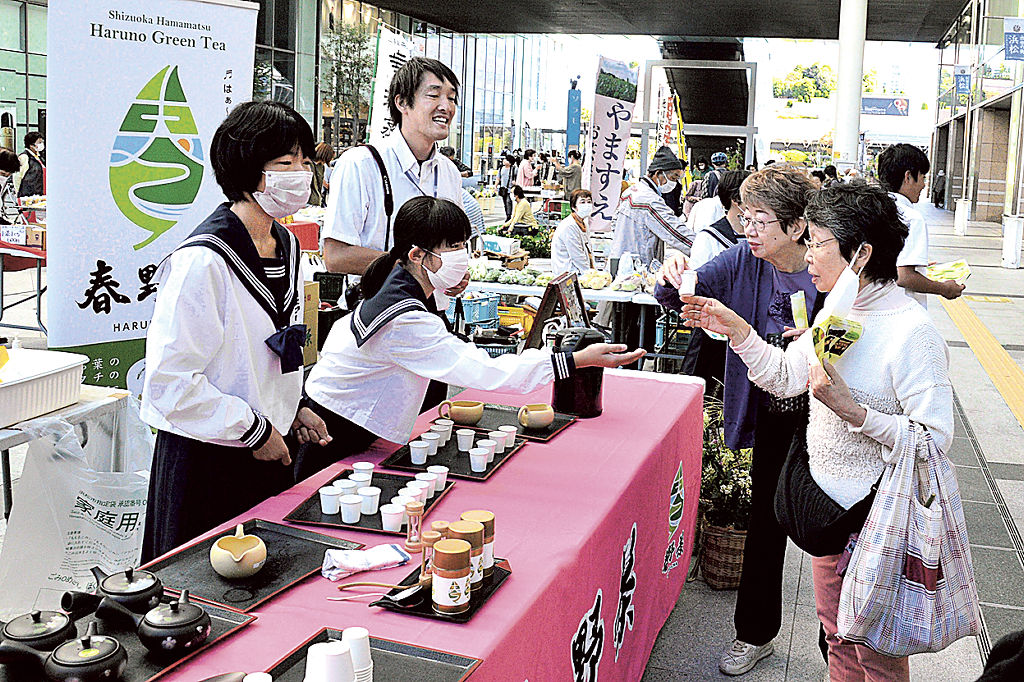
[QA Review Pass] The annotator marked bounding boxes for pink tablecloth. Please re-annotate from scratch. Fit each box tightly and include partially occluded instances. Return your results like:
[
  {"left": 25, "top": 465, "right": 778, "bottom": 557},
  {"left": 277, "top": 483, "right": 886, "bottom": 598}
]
[{"left": 161, "top": 370, "right": 703, "bottom": 681}]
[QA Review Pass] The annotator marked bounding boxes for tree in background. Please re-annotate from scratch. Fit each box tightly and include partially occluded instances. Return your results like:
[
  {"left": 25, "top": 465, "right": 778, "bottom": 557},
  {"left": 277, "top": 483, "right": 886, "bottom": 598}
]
[
  {"left": 321, "top": 23, "right": 375, "bottom": 148},
  {"left": 862, "top": 68, "right": 879, "bottom": 93},
  {"left": 772, "top": 63, "right": 836, "bottom": 103}
]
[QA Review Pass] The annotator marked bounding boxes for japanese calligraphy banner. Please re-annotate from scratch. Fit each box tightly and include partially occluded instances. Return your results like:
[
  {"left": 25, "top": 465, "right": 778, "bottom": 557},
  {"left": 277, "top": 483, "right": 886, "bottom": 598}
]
[
  {"left": 368, "top": 27, "right": 420, "bottom": 146},
  {"left": 46, "top": 0, "right": 258, "bottom": 391},
  {"left": 1005, "top": 17, "right": 1024, "bottom": 61},
  {"left": 954, "top": 65, "right": 971, "bottom": 96},
  {"left": 587, "top": 57, "right": 638, "bottom": 233}
]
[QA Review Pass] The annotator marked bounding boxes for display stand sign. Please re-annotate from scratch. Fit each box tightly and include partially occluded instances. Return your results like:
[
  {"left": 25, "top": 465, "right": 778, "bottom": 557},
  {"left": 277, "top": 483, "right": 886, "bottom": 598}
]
[
  {"left": 368, "top": 27, "right": 420, "bottom": 146},
  {"left": 587, "top": 57, "right": 639, "bottom": 233},
  {"left": 954, "top": 65, "right": 972, "bottom": 96},
  {"left": 46, "top": 0, "right": 258, "bottom": 393},
  {"left": 526, "top": 272, "right": 589, "bottom": 349},
  {"left": 1006, "top": 18, "right": 1024, "bottom": 61}
]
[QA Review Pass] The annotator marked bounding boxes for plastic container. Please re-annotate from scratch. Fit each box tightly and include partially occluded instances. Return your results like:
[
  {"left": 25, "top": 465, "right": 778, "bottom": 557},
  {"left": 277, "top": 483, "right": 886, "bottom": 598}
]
[
  {"left": 497, "top": 305, "right": 535, "bottom": 334},
  {"left": 0, "top": 348, "right": 88, "bottom": 428},
  {"left": 446, "top": 293, "right": 500, "bottom": 324}
]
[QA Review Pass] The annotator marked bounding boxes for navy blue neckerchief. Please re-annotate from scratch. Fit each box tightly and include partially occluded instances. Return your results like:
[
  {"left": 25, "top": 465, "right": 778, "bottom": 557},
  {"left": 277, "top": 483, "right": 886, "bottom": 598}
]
[
  {"left": 173, "top": 203, "right": 305, "bottom": 373},
  {"left": 351, "top": 265, "right": 440, "bottom": 347}
]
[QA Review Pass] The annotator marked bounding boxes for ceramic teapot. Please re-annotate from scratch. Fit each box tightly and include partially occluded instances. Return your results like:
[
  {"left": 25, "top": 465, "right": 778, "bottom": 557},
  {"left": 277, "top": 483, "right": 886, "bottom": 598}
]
[
  {"left": 517, "top": 403, "right": 555, "bottom": 429},
  {"left": 90, "top": 565, "right": 163, "bottom": 612},
  {"left": 96, "top": 589, "right": 212, "bottom": 658},
  {"left": 1, "top": 609, "right": 78, "bottom": 651},
  {"left": 0, "top": 622, "right": 128, "bottom": 682},
  {"left": 438, "top": 400, "right": 484, "bottom": 425},
  {"left": 209, "top": 524, "right": 267, "bottom": 579}
]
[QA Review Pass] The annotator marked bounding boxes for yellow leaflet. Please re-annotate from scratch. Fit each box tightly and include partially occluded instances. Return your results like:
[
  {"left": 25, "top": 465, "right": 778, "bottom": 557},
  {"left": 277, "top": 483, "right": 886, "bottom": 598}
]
[
  {"left": 925, "top": 259, "right": 971, "bottom": 285},
  {"left": 811, "top": 316, "right": 863, "bottom": 364},
  {"left": 790, "top": 291, "right": 808, "bottom": 329}
]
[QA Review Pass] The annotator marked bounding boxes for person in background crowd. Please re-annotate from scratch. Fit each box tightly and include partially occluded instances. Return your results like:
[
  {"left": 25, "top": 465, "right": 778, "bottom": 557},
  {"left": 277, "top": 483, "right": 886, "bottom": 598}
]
[
  {"left": 679, "top": 182, "right": 952, "bottom": 682},
  {"left": 692, "top": 157, "right": 709, "bottom": 180},
  {"left": 746, "top": 163, "right": 757, "bottom": 172},
  {"left": 516, "top": 148, "right": 537, "bottom": 187},
  {"left": 536, "top": 152, "right": 554, "bottom": 183},
  {"left": 551, "top": 189, "right": 595, "bottom": 276},
  {"left": 460, "top": 187, "right": 485, "bottom": 241},
  {"left": 932, "top": 168, "right": 946, "bottom": 208},
  {"left": 16, "top": 132, "right": 44, "bottom": 198},
  {"left": 140, "top": 101, "right": 330, "bottom": 561},
  {"left": 498, "top": 154, "right": 515, "bottom": 220},
  {"left": 309, "top": 141, "right": 335, "bottom": 208},
  {"left": 810, "top": 170, "right": 826, "bottom": 188},
  {"left": 704, "top": 151, "right": 729, "bottom": 198},
  {"left": 877, "top": 143, "right": 964, "bottom": 308},
  {"left": 296, "top": 196, "right": 644, "bottom": 478},
  {"left": 0, "top": 149, "right": 21, "bottom": 224},
  {"left": 553, "top": 149, "right": 583, "bottom": 200},
  {"left": 440, "top": 145, "right": 472, "bottom": 178},
  {"left": 823, "top": 165, "right": 839, "bottom": 187},
  {"left": 500, "top": 185, "right": 538, "bottom": 229},
  {"left": 687, "top": 173, "right": 726, "bottom": 238},
  {"left": 656, "top": 165, "right": 820, "bottom": 677}
]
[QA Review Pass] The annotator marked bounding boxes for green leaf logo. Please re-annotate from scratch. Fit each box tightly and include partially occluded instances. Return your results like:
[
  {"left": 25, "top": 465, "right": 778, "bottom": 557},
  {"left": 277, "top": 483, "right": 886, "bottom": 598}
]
[
  {"left": 109, "top": 66, "right": 204, "bottom": 250},
  {"left": 669, "top": 461, "right": 684, "bottom": 536}
]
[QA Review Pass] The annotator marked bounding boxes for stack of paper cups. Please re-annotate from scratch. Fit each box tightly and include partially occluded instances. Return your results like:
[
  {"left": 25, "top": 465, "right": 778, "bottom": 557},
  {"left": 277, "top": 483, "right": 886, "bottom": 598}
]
[
  {"left": 304, "top": 640, "right": 356, "bottom": 682},
  {"left": 343, "top": 626, "right": 373, "bottom": 682}
]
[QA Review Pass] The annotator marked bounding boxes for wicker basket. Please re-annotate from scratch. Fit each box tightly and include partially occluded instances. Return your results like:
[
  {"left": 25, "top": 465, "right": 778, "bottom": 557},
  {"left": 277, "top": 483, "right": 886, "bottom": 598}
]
[{"left": 700, "top": 524, "right": 747, "bottom": 590}]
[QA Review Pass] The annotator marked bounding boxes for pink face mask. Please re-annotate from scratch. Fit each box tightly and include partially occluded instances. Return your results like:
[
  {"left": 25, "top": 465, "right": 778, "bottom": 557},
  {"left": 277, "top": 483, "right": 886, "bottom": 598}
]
[{"left": 253, "top": 170, "right": 312, "bottom": 218}]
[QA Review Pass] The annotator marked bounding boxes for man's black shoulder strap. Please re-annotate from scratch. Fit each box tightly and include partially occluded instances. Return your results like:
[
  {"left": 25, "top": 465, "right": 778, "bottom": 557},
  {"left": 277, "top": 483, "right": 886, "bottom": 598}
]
[{"left": 362, "top": 144, "right": 394, "bottom": 249}]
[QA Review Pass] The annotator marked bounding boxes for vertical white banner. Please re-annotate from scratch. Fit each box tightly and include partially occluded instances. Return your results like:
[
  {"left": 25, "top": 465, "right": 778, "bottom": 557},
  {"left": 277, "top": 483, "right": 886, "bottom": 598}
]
[
  {"left": 368, "top": 27, "right": 419, "bottom": 146},
  {"left": 46, "top": 0, "right": 258, "bottom": 391},
  {"left": 588, "top": 57, "right": 638, "bottom": 233}
]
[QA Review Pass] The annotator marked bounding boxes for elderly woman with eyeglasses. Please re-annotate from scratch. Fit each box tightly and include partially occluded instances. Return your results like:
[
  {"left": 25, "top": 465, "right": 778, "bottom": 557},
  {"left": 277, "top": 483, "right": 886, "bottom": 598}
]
[
  {"left": 655, "top": 165, "right": 822, "bottom": 676},
  {"left": 676, "top": 182, "right": 953, "bottom": 682}
]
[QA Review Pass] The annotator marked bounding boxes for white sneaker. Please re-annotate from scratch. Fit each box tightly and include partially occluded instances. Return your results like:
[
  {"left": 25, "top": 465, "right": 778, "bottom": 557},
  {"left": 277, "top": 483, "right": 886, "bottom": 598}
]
[{"left": 718, "top": 639, "right": 774, "bottom": 676}]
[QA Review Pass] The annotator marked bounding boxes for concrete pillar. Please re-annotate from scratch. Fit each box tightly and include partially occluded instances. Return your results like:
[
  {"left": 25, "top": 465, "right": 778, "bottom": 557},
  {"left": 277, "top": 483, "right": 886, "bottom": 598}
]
[{"left": 833, "top": 0, "right": 867, "bottom": 170}]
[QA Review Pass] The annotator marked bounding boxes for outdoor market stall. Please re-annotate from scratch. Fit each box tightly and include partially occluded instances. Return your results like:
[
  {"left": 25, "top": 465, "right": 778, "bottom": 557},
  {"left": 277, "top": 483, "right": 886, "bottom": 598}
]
[{"left": 148, "top": 370, "right": 703, "bottom": 681}]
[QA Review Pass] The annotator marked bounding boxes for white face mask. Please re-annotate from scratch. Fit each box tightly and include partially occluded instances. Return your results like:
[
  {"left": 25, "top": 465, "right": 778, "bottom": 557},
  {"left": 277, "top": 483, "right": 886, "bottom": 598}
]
[
  {"left": 252, "top": 170, "right": 312, "bottom": 219},
  {"left": 35, "top": 142, "right": 44, "bottom": 153},
  {"left": 421, "top": 246, "right": 469, "bottom": 308},
  {"left": 657, "top": 175, "right": 678, "bottom": 194},
  {"left": 575, "top": 203, "right": 593, "bottom": 218},
  {"left": 813, "top": 242, "right": 865, "bottom": 326}
]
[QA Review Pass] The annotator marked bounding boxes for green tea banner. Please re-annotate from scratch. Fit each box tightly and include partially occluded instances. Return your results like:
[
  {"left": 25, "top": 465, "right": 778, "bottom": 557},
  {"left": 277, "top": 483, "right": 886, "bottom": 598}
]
[{"left": 47, "top": 0, "right": 258, "bottom": 393}]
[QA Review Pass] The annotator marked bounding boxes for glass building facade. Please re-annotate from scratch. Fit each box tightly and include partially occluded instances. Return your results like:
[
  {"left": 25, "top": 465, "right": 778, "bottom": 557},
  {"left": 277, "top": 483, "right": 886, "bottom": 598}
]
[
  {"left": 0, "top": 0, "right": 47, "bottom": 154},
  {"left": 933, "top": 0, "right": 1024, "bottom": 221}
]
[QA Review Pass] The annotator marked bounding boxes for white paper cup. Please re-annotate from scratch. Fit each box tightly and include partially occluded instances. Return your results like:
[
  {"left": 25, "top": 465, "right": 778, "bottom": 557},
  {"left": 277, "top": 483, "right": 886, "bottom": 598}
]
[
  {"left": 305, "top": 640, "right": 355, "bottom": 682},
  {"left": 456, "top": 429, "right": 475, "bottom": 451},
  {"left": 390, "top": 495, "right": 414, "bottom": 525},
  {"left": 242, "top": 674, "right": 273, "bottom": 682},
  {"left": 409, "top": 441, "right": 430, "bottom": 465},
  {"left": 477, "top": 439, "right": 497, "bottom": 464},
  {"left": 358, "top": 486, "right": 381, "bottom": 514},
  {"left": 415, "top": 472, "right": 439, "bottom": 496},
  {"left": 427, "top": 465, "right": 449, "bottom": 489},
  {"left": 430, "top": 423, "right": 450, "bottom": 445},
  {"left": 499, "top": 425, "right": 518, "bottom": 442},
  {"left": 469, "top": 447, "right": 489, "bottom": 472},
  {"left": 488, "top": 430, "right": 507, "bottom": 453},
  {"left": 349, "top": 472, "right": 372, "bottom": 488},
  {"left": 680, "top": 269, "right": 698, "bottom": 296},
  {"left": 379, "top": 503, "right": 404, "bottom": 532},
  {"left": 352, "top": 461, "right": 375, "bottom": 482},
  {"left": 333, "top": 479, "right": 359, "bottom": 496},
  {"left": 318, "top": 486, "right": 341, "bottom": 515},
  {"left": 435, "top": 418, "right": 454, "bottom": 442},
  {"left": 339, "top": 494, "right": 363, "bottom": 523},
  {"left": 408, "top": 480, "right": 431, "bottom": 502},
  {"left": 342, "top": 626, "right": 373, "bottom": 670},
  {"left": 421, "top": 432, "right": 441, "bottom": 456}
]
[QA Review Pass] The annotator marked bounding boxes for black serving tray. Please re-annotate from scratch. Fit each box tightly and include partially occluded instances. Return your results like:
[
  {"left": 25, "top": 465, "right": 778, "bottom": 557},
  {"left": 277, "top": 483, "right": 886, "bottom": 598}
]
[
  {"left": 369, "top": 558, "right": 512, "bottom": 624},
  {"left": 0, "top": 591, "right": 254, "bottom": 682},
  {"left": 382, "top": 433, "right": 527, "bottom": 481},
  {"left": 434, "top": 402, "right": 576, "bottom": 442},
  {"left": 141, "top": 519, "right": 362, "bottom": 612},
  {"left": 284, "top": 469, "right": 455, "bottom": 535},
  {"left": 265, "top": 628, "right": 482, "bottom": 681}
]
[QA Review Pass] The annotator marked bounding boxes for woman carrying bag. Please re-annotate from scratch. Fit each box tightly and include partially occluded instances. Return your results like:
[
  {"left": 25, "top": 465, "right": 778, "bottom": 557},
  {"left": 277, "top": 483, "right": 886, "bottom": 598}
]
[{"left": 676, "top": 183, "right": 977, "bottom": 680}]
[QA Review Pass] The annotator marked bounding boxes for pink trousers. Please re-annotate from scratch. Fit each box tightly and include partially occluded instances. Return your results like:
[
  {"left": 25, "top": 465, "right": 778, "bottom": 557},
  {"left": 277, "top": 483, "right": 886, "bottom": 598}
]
[{"left": 813, "top": 553, "right": 910, "bottom": 682}]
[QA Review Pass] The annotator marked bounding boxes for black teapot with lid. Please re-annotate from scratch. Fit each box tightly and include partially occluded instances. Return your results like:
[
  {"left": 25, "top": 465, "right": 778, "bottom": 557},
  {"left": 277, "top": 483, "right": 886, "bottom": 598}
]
[
  {"left": 1, "top": 609, "right": 78, "bottom": 651},
  {"left": 96, "top": 589, "right": 212, "bottom": 658},
  {"left": 90, "top": 565, "right": 164, "bottom": 612},
  {"left": 0, "top": 621, "right": 128, "bottom": 682}
]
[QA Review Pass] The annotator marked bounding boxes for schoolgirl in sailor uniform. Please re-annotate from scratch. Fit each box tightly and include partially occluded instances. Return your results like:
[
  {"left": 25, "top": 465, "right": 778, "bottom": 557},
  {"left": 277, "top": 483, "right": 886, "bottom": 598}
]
[
  {"left": 297, "top": 195, "right": 644, "bottom": 479},
  {"left": 140, "top": 102, "right": 330, "bottom": 561}
]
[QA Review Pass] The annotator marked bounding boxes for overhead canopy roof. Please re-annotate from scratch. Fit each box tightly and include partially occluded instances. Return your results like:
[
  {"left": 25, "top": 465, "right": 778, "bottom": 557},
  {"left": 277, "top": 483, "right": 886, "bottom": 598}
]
[{"left": 388, "top": 0, "right": 966, "bottom": 43}]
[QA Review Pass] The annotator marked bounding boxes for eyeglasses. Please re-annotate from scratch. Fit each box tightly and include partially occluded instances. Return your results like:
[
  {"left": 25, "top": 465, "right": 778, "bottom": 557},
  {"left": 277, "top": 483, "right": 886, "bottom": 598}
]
[
  {"left": 806, "top": 237, "right": 838, "bottom": 251},
  {"left": 739, "top": 213, "right": 783, "bottom": 233}
]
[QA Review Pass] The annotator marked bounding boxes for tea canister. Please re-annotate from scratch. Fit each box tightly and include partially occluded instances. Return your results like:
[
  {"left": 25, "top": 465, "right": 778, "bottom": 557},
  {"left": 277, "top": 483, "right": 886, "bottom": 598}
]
[
  {"left": 460, "top": 510, "right": 495, "bottom": 578},
  {"left": 432, "top": 539, "right": 472, "bottom": 615},
  {"left": 447, "top": 520, "right": 485, "bottom": 591}
]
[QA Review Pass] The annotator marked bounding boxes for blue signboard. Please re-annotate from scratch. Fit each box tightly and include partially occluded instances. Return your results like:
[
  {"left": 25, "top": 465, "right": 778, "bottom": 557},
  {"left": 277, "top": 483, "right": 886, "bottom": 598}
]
[
  {"left": 954, "top": 66, "right": 971, "bottom": 96},
  {"left": 567, "top": 89, "right": 582, "bottom": 150},
  {"left": 861, "top": 96, "right": 910, "bottom": 116},
  {"left": 1006, "top": 18, "right": 1024, "bottom": 60}
]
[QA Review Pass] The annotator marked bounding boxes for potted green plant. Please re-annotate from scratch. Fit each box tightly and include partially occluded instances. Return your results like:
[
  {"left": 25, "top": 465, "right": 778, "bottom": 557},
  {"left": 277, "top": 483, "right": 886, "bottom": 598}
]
[{"left": 698, "top": 399, "right": 753, "bottom": 589}]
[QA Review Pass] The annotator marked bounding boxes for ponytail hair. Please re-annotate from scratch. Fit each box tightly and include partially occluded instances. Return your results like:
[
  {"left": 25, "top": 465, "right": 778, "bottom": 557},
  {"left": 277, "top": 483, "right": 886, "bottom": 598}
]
[{"left": 359, "top": 195, "right": 471, "bottom": 298}]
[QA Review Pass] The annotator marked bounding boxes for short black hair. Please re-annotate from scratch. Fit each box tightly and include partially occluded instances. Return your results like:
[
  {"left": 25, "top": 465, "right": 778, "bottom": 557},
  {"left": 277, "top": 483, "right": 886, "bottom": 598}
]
[
  {"left": 388, "top": 57, "right": 460, "bottom": 129},
  {"left": 717, "top": 170, "right": 751, "bottom": 210},
  {"left": 568, "top": 150, "right": 581, "bottom": 161},
  {"left": 0, "top": 149, "right": 20, "bottom": 173},
  {"left": 524, "top": 149, "right": 536, "bottom": 160},
  {"left": 877, "top": 143, "right": 930, "bottom": 194},
  {"left": 823, "top": 164, "right": 838, "bottom": 178},
  {"left": 211, "top": 101, "right": 315, "bottom": 202},
  {"left": 697, "top": 157, "right": 708, "bottom": 166},
  {"left": 24, "top": 132, "right": 42, "bottom": 148},
  {"left": 512, "top": 185, "right": 525, "bottom": 199},
  {"left": 539, "top": 152, "right": 549, "bottom": 162},
  {"left": 570, "top": 188, "right": 592, "bottom": 209},
  {"left": 811, "top": 170, "right": 827, "bottom": 182},
  {"left": 804, "top": 183, "right": 908, "bottom": 284},
  {"left": 439, "top": 146, "right": 455, "bottom": 157}
]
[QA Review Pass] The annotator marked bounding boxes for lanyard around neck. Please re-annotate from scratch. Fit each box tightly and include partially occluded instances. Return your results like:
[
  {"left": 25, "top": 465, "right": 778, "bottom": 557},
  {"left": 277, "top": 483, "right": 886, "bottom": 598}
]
[{"left": 404, "top": 164, "right": 440, "bottom": 198}]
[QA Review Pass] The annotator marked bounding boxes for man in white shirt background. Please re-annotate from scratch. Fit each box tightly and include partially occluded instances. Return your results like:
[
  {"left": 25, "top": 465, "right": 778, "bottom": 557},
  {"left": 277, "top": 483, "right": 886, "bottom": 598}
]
[
  {"left": 322, "top": 57, "right": 466, "bottom": 299},
  {"left": 877, "top": 143, "right": 964, "bottom": 307}
]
